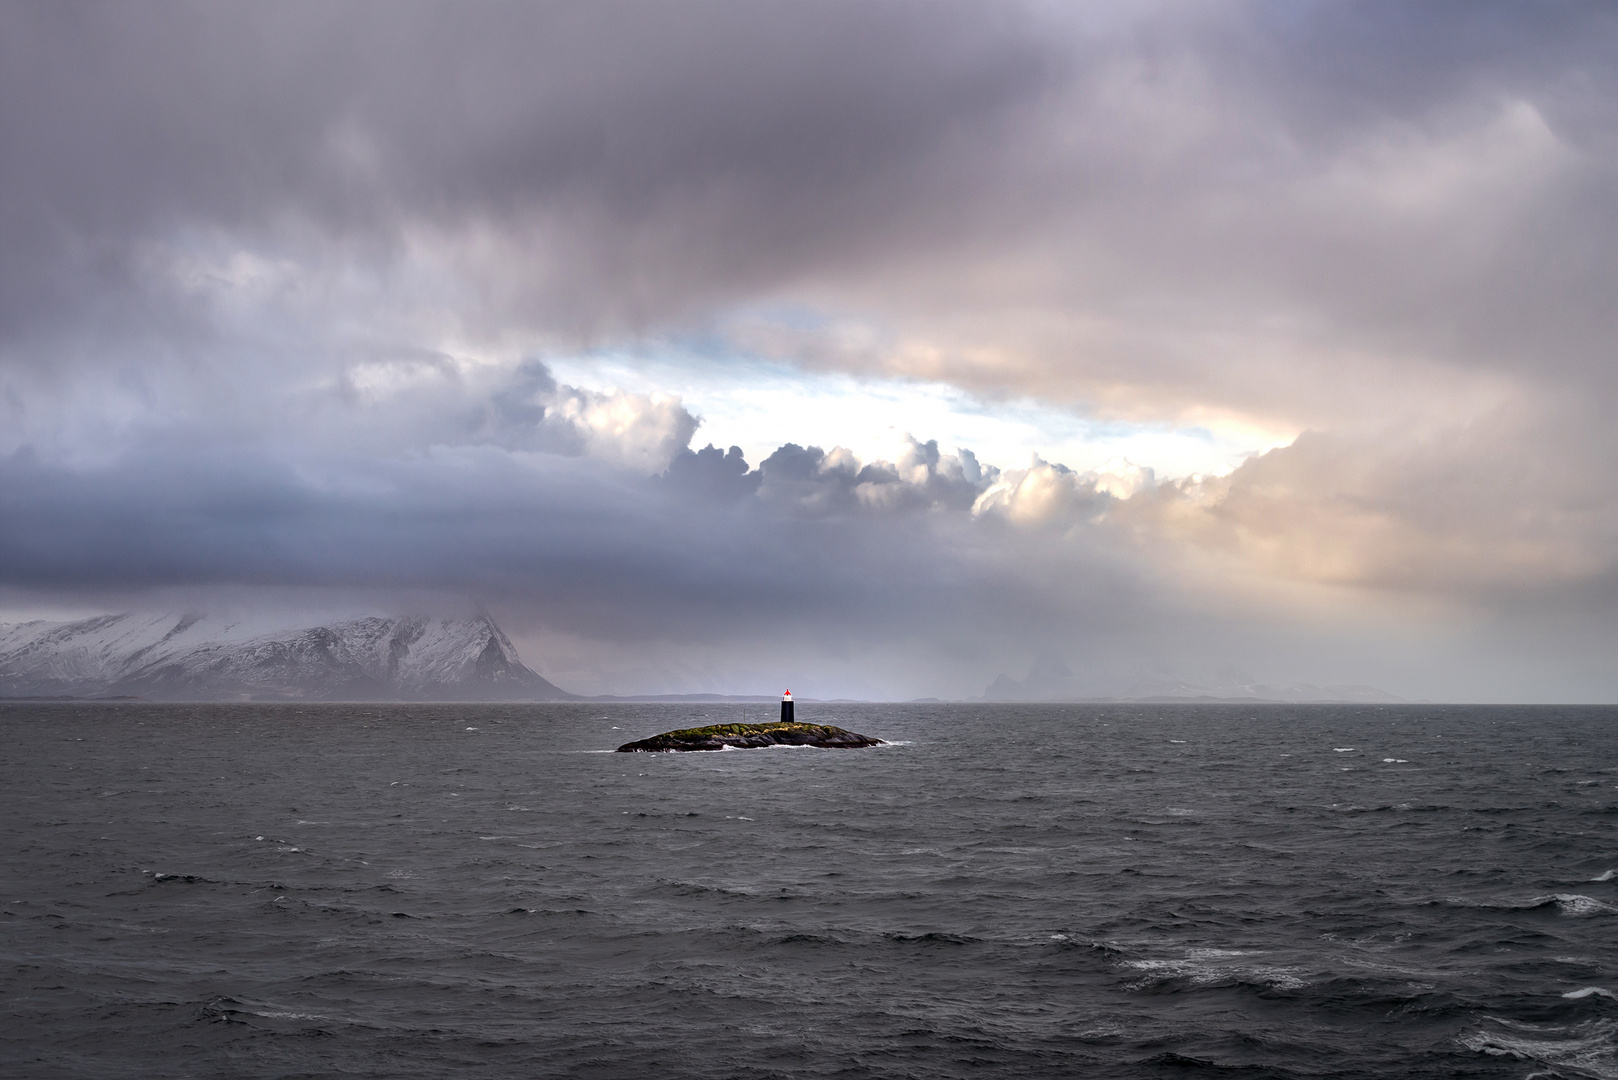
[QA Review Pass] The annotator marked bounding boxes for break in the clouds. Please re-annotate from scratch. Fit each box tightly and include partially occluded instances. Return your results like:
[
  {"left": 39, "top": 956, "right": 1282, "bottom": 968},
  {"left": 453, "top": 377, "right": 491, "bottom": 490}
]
[{"left": 2, "top": 1, "right": 1616, "bottom": 700}]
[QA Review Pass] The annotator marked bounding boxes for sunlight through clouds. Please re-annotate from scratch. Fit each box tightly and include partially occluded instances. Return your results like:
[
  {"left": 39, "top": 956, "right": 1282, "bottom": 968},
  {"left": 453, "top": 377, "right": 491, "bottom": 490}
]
[{"left": 545, "top": 350, "right": 1292, "bottom": 483}]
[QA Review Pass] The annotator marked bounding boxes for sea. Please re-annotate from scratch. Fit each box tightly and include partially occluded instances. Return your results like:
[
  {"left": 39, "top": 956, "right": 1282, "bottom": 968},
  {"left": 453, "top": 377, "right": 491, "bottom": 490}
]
[{"left": 2, "top": 702, "right": 1616, "bottom": 1079}]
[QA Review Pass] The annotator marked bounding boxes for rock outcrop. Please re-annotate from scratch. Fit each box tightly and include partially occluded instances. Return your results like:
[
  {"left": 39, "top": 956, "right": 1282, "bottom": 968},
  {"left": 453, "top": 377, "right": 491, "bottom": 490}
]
[{"left": 615, "top": 721, "right": 883, "bottom": 752}]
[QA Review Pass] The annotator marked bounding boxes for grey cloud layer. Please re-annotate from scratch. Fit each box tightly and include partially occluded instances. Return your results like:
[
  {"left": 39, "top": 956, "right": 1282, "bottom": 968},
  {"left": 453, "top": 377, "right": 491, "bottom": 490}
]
[
  {"left": 9, "top": 0, "right": 1616, "bottom": 417},
  {"left": 12, "top": 2, "right": 1611, "bottom": 373},
  {"left": 0, "top": 0, "right": 1050, "bottom": 345}
]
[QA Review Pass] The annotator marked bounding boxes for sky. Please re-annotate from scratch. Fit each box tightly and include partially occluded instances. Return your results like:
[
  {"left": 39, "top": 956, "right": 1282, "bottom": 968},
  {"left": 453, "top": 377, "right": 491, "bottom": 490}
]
[{"left": 2, "top": 1, "right": 1616, "bottom": 701}]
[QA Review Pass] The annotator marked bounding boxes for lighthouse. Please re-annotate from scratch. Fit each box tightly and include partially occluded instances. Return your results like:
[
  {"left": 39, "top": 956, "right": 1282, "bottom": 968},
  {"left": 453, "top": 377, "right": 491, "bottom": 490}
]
[{"left": 781, "top": 689, "right": 795, "bottom": 724}]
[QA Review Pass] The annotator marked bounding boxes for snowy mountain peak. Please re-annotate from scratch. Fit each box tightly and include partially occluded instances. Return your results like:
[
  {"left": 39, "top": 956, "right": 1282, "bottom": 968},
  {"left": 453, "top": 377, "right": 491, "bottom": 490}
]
[{"left": 0, "top": 613, "right": 573, "bottom": 701}]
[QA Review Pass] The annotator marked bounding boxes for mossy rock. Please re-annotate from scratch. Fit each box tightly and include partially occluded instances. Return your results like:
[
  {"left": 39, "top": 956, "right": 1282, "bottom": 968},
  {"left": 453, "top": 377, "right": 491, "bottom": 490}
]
[{"left": 615, "top": 720, "right": 883, "bottom": 752}]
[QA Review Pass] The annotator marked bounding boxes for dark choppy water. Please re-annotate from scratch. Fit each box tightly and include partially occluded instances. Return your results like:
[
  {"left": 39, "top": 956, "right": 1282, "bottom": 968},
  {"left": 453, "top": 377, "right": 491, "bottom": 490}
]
[{"left": 3, "top": 702, "right": 1617, "bottom": 1079}]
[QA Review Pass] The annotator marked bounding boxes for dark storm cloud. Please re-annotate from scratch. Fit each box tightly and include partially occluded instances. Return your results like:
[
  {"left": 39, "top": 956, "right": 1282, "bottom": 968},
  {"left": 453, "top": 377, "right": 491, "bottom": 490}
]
[
  {"left": 6, "top": 0, "right": 1617, "bottom": 389},
  {"left": 0, "top": 429, "right": 1127, "bottom": 651},
  {"left": 0, "top": 0, "right": 1056, "bottom": 345}
]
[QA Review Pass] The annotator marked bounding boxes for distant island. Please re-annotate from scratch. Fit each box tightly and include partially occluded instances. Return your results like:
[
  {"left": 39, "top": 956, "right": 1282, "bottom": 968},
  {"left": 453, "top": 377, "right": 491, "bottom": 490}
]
[
  {"left": 615, "top": 721, "right": 884, "bottom": 753},
  {"left": 981, "top": 655, "right": 1402, "bottom": 704}
]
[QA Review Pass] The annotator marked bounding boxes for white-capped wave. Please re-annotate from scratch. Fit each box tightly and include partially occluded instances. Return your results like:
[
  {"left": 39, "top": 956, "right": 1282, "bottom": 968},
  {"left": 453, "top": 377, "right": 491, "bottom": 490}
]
[
  {"left": 1546, "top": 894, "right": 1618, "bottom": 917},
  {"left": 254, "top": 1009, "right": 336, "bottom": 1022},
  {"left": 1334, "top": 747, "right": 1356, "bottom": 752},
  {"left": 1383, "top": 758, "right": 1409, "bottom": 763},
  {"left": 1121, "top": 948, "right": 1307, "bottom": 992},
  {"left": 1564, "top": 987, "right": 1617, "bottom": 1000},
  {"left": 1457, "top": 894, "right": 1618, "bottom": 916},
  {"left": 1593, "top": 869, "right": 1616, "bottom": 882},
  {"left": 1461, "top": 1017, "right": 1618, "bottom": 1079}
]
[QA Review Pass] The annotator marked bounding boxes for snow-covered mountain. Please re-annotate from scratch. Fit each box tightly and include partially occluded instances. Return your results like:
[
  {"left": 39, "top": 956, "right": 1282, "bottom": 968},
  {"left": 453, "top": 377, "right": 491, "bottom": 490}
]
[{"left": 0, "top": 613, "right": 573, "bottom": 701}]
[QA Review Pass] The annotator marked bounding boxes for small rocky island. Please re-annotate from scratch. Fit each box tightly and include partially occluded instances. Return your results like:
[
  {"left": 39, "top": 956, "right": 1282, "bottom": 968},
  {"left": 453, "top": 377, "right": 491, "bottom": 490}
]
[{"left": 615, "top": 720, "right": 884, "bottom": 753}]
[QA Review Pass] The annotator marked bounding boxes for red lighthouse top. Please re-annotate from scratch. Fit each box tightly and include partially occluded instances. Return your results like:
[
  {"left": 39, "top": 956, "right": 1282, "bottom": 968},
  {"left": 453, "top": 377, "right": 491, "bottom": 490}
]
[{"left": 783, "top": 689, "right": 792, "bottom": 699}]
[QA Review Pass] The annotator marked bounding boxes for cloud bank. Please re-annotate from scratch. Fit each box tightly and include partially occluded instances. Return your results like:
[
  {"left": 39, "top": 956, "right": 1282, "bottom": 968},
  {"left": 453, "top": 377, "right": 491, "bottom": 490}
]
[{"left": 2, "top": 1, "right": 1616, "bottom": 699}]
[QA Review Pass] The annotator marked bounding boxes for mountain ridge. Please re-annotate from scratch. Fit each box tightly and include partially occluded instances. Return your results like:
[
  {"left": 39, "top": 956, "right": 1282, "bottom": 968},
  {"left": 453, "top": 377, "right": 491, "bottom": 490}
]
[{"left": 0, "top": 613, "right": 574, "bottom": 702}]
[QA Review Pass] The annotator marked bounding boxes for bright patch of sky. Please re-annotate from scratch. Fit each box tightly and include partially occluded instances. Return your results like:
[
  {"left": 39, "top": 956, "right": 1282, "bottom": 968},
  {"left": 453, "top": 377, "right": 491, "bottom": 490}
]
[{"left": 545, "top": 349, "right": 1291, "bottom": 480}]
